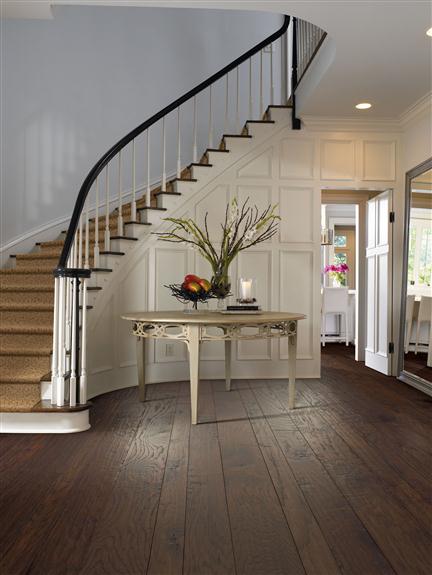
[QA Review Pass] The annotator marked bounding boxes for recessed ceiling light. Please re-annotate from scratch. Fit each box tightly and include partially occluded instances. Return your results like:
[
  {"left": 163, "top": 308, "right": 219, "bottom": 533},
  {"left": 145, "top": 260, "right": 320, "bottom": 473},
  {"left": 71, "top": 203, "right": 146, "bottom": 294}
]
[
  {"left": 427, "top": 27, "right": 432, "bottom": 37},
  {"left": 355, "top": 102, "right": 372, "bottom": 110}
]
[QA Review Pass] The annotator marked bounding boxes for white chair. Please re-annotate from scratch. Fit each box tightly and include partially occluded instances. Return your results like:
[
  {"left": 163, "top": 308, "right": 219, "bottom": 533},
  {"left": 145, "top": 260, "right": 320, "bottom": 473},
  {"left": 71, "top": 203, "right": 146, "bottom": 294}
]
[
  {"left": 404, "top": 295, "right": 415, "bottom": 353},
  {"left": 321, "top": 287, "right": 349, "bottom": 347},
  {"left": 415, "top": 296, "right": 432, "bottom": 354}
]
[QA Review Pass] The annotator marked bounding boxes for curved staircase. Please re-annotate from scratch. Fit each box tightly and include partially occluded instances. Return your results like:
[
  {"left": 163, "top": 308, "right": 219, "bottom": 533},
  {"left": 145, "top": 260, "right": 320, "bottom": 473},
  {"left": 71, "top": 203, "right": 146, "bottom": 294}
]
[{"left": 0, "top": 14, "right": 325, "bottom": 432}]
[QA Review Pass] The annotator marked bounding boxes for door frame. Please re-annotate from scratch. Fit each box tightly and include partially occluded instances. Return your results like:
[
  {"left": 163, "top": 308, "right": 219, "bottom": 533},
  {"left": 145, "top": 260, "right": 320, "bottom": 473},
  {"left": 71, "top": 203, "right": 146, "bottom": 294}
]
[{"left": 322, "top": 189, "right": 387, "bottom": 363}]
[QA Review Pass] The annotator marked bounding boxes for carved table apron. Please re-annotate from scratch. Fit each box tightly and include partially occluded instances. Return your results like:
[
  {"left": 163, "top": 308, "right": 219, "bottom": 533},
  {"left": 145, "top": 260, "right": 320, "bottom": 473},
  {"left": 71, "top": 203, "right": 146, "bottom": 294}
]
[{"left": 122, "top": 311, "right": 306, "bottom": 424}]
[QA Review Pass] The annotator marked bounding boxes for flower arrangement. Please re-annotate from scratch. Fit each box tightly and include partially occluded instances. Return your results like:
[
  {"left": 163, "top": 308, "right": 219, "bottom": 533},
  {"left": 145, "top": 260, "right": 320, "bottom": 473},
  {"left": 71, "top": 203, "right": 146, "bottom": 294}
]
[
  {"left": 155, "top": 198, "right": 280, "bottom": 303},
  {"left": 324, "top": 263, "right": 349, "bottom": 286}
]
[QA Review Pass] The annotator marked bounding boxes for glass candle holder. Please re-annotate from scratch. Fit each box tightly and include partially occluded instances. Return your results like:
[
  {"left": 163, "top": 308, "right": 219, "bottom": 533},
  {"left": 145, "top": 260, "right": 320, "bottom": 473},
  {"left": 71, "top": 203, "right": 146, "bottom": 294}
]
[{"left": 238, "top": 278, "right": 256, "bottom": 304}]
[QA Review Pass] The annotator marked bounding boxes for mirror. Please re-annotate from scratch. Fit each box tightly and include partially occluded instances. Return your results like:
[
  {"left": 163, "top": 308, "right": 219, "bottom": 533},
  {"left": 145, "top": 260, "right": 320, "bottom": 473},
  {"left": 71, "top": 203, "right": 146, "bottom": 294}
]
[{"left": 399, "top": 158, "right": 432, "bottom": 393}]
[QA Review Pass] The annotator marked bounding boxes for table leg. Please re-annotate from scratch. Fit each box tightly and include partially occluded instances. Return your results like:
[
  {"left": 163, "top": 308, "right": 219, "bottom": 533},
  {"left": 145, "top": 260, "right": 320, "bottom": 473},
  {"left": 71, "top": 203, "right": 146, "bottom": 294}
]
[
  {"left": 188, "top": 325, "right": 200, "bottom": 425},
  {"left": 288, "top": 329, "right": 297, "bottom": 410},
  {"left": 225, "top": 340, "right": 232, "bottom": 391},
  {"left": 136, "top": 337, "right": 146, "bottom": 402}
]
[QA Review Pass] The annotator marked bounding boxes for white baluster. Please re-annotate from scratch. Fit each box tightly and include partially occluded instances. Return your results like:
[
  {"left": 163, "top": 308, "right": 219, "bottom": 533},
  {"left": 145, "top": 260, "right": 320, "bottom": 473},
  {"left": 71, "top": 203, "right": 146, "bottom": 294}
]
[
  {"left": 192, "top": 96, "right": 198, "bottom": 163},
  {"left": 236, "top": 66, "right": 240, "bottom": 133},
  {"left": 224, "top": 73, "right": 229, "bottom": 133},
  {"left": 131, "top": 139, "right": 137, "bottom": 221},
  {"left": 94, "top": 177, "right": 100, "bottom": 267},
  {"left": 65, "top": 262, "right": 71, "bottom": 354},
  {"left": 249, "top": 57, "right": 253, "bottom": 119},
  {"left": 270, "top": 43, "right": 274, "bottom": 105},
  {"left": 117, "top": 150, "right": 123, "bottom": 235},
  {"left": 259, "top": 49, "right": 263, "bottom": 118},
  {"left": 104, "top": 164, "right": 110, "bottom": 251},
  {"left": 78, "top": 214, "right": 83, "bottom": 269},
  {"left": 161, "top": 117, "right": 166, "bottom": 191},
  {"left": 176, "top": 107, "right": 181, "bottom": 178},
  {"left": 80, "top": 278, "right": 88, "bottom": 404},
  {"left": 84, "top": 198, "right": 90, "bottom": 269},
  {"left": 50, "top": 276, "right": 59, "bottom": 404},
  {"left": 73, "top": 228, "right": 78, "bottom": 269},
  {"left": 69, "top": 277, "right": 77, "bottom": 407},
  {"left": 208, "top": 85, "right": 213, "bottom": 148},
  {"left": 56, "top": 276, "right": 66, "bottom": 407},
  {"left": 146, "top": 129, "right": 151, "bottom": 207}
]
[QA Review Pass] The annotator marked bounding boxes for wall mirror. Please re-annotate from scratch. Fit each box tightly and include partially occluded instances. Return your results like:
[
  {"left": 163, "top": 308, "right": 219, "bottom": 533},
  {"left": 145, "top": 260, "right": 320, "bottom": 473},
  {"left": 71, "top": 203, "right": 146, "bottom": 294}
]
[{"left": 398, "top": 158, "right": 432, "bottom": 395}]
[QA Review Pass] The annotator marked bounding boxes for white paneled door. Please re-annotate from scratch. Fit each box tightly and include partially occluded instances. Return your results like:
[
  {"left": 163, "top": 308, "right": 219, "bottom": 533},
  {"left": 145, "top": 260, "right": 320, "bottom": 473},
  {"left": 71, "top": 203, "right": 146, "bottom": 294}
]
[{"left": 365, "top": 190, "right": 393, "bottom": 375}]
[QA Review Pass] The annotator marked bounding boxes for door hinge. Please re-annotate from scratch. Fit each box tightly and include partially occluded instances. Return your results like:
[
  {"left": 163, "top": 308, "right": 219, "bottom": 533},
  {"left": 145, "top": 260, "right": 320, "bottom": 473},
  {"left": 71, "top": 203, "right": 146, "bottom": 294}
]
[
  {"left": 389, "top": 211, "right": 395, "bottom": 223},
  {"left": 388, "top": 342, "right": 394, "bottom": 354}
]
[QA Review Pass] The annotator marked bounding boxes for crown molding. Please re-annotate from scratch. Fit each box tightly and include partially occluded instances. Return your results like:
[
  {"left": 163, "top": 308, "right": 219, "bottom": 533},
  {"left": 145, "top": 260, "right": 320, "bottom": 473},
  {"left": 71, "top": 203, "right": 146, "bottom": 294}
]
[
  {"left": 300, "top": 115, "right": 402, "bottom": 133},
  {"left": 399, "top": 91, "right": 432, "bottom": 127}
]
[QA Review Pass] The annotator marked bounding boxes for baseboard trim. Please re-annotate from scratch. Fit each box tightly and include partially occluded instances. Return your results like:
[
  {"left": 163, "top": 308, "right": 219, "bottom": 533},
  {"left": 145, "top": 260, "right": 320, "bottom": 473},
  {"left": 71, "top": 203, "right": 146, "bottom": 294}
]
[{"left": 0, "top": 409, "right": 91, "bottom": 434}]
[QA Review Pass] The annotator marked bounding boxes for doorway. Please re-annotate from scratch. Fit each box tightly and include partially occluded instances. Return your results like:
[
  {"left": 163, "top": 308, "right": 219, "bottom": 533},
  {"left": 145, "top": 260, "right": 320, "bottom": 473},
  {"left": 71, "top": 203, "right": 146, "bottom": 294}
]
[{"left": 320, "top": 189, "right": 394, "bottom": 374}]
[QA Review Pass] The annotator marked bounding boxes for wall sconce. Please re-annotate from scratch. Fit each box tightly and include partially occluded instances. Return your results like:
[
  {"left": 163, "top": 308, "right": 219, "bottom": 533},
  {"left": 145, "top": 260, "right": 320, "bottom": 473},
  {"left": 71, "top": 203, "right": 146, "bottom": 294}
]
[{"left": 321, "top": 228, "right": 333, "bottom": 246}]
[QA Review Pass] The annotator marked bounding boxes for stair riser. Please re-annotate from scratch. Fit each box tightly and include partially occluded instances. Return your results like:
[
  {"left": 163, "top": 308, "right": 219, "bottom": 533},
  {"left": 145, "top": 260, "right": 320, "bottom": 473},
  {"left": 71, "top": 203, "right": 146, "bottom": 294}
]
[
  {"left": 0, "top": 333, "right": 53, "bottom": 350},
  {"left": 99, "top": 254, "right": 124, "bottom": 269},
  {"left": 0, "top": 384, "right": 41, "bottom": 409},
  {"left": 0, "top": 311, "right": 53, "bottom": 324},
  {"left": 123, "top": 223, "right": 151, "bottom": 240},
  {"left": 205, "top": 152, "right": 232, "bottom": 169},
  {"left": 0, "top": 355, "right": 50, "bottom": 375},
  {"left": 87, "top": 271, "right": 112, "bottom": 289},
  {"left": 156, "top": 195, "right": 182, "bottom": 211},
  {"left": 190, "top": 165, "right": 213, "bottom": 180},
  {"left": 0, "top": 274, "right": 54, "bottom": 287},
  {"left": 0, "top": 292, "right": 54, "bottom": 305},
  {"left": 110, "top": 238, "right": 137, "bottom": 252},
  {"left": 268, "top": 107, "right": 291, "bottom": 122},
  {"left": 139, "top": 210, "right": 165, "bottom": 226},
  {"left": 246, "top": 123, "right": 276, "bottom": 138},
  {"left": 223, "top": 137, "right": 253, "bottom": 153},
  {"left": 172, "top": 180, "right": 198, "bottom": 195}
]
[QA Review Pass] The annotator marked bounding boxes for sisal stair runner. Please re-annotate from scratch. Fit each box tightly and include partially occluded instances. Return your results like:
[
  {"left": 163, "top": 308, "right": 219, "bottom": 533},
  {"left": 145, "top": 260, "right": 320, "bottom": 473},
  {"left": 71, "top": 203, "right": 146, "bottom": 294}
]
[{"left": 0, "top": 174, "right": 190, "bottom": 413}]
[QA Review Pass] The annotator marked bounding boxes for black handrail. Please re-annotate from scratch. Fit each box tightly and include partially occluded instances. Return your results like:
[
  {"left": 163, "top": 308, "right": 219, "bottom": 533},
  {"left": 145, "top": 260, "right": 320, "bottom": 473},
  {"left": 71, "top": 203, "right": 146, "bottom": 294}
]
[{"left": 56, "top": 15, "right": 290, "bottom": 271}]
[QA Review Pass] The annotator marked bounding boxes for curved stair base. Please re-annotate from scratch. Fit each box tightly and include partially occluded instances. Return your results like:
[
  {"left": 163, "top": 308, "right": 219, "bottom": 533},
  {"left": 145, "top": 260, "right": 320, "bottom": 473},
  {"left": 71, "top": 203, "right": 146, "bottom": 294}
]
[{"left": 0, "top": 406, "right": 90, "bottom": 433}]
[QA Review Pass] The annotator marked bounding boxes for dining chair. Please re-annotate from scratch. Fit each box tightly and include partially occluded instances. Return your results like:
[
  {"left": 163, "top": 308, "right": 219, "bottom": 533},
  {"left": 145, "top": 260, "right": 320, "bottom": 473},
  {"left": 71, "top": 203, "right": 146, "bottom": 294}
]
[
  {"left": 415, "top": 296, "right": 432, "bottom": 354},
  {"left": 404, "top": 294, "right": 415, "bottom": 353},
  {"left": 321, "top": 287, "right": 349, "bottom": 347}
]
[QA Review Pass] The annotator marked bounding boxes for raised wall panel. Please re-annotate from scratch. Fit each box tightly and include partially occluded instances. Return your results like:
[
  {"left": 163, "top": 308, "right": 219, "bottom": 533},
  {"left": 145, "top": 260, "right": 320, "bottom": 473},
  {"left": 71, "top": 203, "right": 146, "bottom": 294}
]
[
  {"left": 280, "top": 138, "right": 315, "bottom": 179},
  {"left": 279, "top": 251, "right": 313, "bottom": 359},
  {"left": 89, "top": 294, "right": 116, "bottom": 374},
  {"left": 118, "top": 253, "right": 148, "bottom": 367},
  {"left": 154, "top": 248, "right": 188, "bottom": 362},
  {"left": 195, "top": 185, "right": 229, "bottom": 241},
  {"left": 237, "top": 250, "right": 272, "bottom": 360},
  {"left": 279, "top": 186, "right": 314, "bottom": 244},
  {"left": 237, "top": 148, "right": 273, "bottom": 179},
  {"left": 320, "top": 139, "right": 355, "bottom": 180},
  {"left": 362, "top": 140, "right": 396, "bottom": 181},
  {"left": 237, "top": 185, "right": 273, "bottom": 243}
]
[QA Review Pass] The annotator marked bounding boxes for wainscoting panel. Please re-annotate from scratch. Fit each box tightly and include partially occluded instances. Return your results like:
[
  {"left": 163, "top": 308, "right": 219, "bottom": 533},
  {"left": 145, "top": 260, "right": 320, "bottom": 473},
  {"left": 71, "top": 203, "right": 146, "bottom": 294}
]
[
  {"left": 279, "top": 186, "right": 314, "bottom": 244},
  {"left": 320, "top": 139, "right": 356, "bottom": 180},
  {"left": 280, "top": 137, "right": 315, "bottom": 179},
  {"left": 237, "top": 147, "right": 273, "bottom": 179},
  {"left": 362, "top": 140, "right": 396, "bottom": 181}
]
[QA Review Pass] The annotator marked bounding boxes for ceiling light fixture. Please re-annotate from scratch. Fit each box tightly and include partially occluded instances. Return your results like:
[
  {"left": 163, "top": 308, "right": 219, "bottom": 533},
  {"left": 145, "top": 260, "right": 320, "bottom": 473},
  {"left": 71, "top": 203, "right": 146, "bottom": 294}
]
[
  {"left": 427, "top": 27, "right": 432, "bottom": 37},
  {"left": 355, "top": 102, "right": 372, "bottom": 110}
]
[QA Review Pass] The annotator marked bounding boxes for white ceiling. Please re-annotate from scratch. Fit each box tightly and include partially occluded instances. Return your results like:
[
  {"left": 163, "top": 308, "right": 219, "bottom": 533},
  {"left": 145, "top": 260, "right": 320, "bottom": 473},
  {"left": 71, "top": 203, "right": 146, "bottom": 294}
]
[{"left": 3, "top": 0, "right": 431, "bottom": 119}]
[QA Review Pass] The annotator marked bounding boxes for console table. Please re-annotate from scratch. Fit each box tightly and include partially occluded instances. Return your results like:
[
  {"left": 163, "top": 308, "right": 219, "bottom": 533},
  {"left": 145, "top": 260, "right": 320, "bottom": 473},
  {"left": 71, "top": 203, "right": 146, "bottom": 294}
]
[{"left": 122, "top": 311, "right": 306, "bottom": 424}]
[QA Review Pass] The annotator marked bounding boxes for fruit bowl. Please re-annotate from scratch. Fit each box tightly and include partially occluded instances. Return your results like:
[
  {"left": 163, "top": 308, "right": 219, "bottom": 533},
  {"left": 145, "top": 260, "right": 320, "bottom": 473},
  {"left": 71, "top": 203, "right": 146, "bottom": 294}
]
[{"left": 165, "top": 274, "right": 216, "bottom": 311}]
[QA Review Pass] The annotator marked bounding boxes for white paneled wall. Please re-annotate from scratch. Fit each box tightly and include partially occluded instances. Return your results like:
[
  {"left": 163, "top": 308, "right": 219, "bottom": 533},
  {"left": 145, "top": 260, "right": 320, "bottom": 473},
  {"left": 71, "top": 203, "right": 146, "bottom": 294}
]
[{"left": 86, "top": 119, "right": 401, "bottom": 397}]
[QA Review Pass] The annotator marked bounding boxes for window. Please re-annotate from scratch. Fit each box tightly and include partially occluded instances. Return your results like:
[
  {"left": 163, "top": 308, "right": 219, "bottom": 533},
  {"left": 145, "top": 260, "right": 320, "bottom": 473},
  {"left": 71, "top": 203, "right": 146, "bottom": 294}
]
[{"left": 334, "top": 234, "right": 347, "bottom": 247}]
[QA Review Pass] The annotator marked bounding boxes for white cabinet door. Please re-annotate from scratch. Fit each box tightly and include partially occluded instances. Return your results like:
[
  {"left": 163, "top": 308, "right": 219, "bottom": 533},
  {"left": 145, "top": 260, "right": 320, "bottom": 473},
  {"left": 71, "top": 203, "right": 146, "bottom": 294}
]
[{"left": 365, "top": 190, "right": 393, "bottom": 374}]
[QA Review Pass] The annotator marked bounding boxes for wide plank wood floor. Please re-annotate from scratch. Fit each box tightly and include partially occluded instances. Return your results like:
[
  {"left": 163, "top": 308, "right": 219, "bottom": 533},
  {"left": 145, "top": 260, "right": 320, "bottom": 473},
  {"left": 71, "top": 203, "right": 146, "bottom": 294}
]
[{"left": 1, "top": 344, "right": 431, "bottom": 575}]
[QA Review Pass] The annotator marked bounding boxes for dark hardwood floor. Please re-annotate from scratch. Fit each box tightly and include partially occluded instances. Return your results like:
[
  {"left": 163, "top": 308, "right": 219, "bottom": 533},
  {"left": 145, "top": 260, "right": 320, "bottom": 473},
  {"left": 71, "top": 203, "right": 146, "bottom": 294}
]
[{"left": 1, "top": 344, "right": 431, "bottom": 575}]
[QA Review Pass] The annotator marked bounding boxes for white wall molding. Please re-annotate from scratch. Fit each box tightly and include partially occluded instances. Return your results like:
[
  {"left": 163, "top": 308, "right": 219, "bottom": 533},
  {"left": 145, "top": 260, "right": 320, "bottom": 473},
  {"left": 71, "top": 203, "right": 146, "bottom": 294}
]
[
  {"left": 399, "top": 91, "right": 432, "bottom": 128},
  {"left": 0, "top": 410, "right": 90, "bottom": 434}
]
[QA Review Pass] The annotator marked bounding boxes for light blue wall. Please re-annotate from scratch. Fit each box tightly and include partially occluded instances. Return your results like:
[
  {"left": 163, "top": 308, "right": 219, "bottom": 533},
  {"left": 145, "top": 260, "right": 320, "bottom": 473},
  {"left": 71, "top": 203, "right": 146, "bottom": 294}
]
[{"left": 1, "top": 6, "right": 281, "bottom": 245}]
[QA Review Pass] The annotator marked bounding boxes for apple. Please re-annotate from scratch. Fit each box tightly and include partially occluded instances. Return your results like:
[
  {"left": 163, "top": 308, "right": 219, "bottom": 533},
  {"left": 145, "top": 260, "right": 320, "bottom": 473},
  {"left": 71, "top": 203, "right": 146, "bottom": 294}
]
[
  {"left": 184, "top": 274, "right": 201, "bottom": 284},
  {"left": 184, "top": 281, "right": 201, "bottom": 294},
  {"left": 197, "top": 278, "right": 211, "bottom": 292}
]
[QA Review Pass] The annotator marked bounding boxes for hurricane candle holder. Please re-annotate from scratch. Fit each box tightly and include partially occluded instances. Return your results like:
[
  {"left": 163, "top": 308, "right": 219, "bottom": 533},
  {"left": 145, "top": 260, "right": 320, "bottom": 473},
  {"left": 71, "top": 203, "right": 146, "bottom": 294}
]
[{"left": 238, "top": 278, "right": 257, "bottom": 304}]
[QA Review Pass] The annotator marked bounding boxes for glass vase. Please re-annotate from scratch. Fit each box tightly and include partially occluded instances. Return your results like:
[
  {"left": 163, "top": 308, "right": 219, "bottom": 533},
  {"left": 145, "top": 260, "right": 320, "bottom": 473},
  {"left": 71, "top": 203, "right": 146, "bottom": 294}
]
[{"left": 211, "top": 264, "right": 231, "bottom": 310}]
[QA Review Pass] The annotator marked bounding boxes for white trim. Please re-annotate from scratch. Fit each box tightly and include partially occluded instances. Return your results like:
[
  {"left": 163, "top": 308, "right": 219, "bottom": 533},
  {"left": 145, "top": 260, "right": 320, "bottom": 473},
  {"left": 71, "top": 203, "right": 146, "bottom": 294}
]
[
  {"left": 399, "top": 91, "right": 432, "bottom": 127},
  {"left": 0, "top": 409, "right": 90, "bottom": 434}
]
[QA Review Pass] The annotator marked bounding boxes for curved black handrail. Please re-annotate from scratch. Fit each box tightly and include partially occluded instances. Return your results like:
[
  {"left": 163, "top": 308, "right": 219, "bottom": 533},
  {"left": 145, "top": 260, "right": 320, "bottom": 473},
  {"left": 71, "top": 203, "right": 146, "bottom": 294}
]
[{"left": 56, "top": 15, "right": 290, "bottom": 271}]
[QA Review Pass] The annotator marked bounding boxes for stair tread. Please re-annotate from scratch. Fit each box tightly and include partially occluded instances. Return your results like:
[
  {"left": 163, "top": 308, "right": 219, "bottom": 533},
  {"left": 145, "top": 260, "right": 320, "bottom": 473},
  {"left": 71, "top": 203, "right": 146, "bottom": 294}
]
[
  {"left": 206, "top": 148, "right": 230, "bottom": 153},
  {"left": 110, "top": 236, "right": 138, "bottom": 241},
  {"left": 0, "top": 324, "right": 53, "bottom": 334},
  {"left": 137, "top": 206, "right": 167, "bottom": 212},
  {"left": 0, "top": 303, "right": 53, "bottom": 311},
  {"left": 0, "top": 285, "right": 54, "bottom": 292},
  {"left": 223, "top": 134, "right": 253, "bottom": 138},
  {"left": 0, "top": 268, "right": 53, "bottom": 275},
  {"left": 13, "top": 252, "right": 59, "bottom": 260},
  {"left": 123, "top": 221, "right": 152, "bottom": 226},
  {"left": 99, "top": 251, "right": 125, "bottom": 256},
  {"left": 154, "top": 191, "right": 182, "bottom": 197}
]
